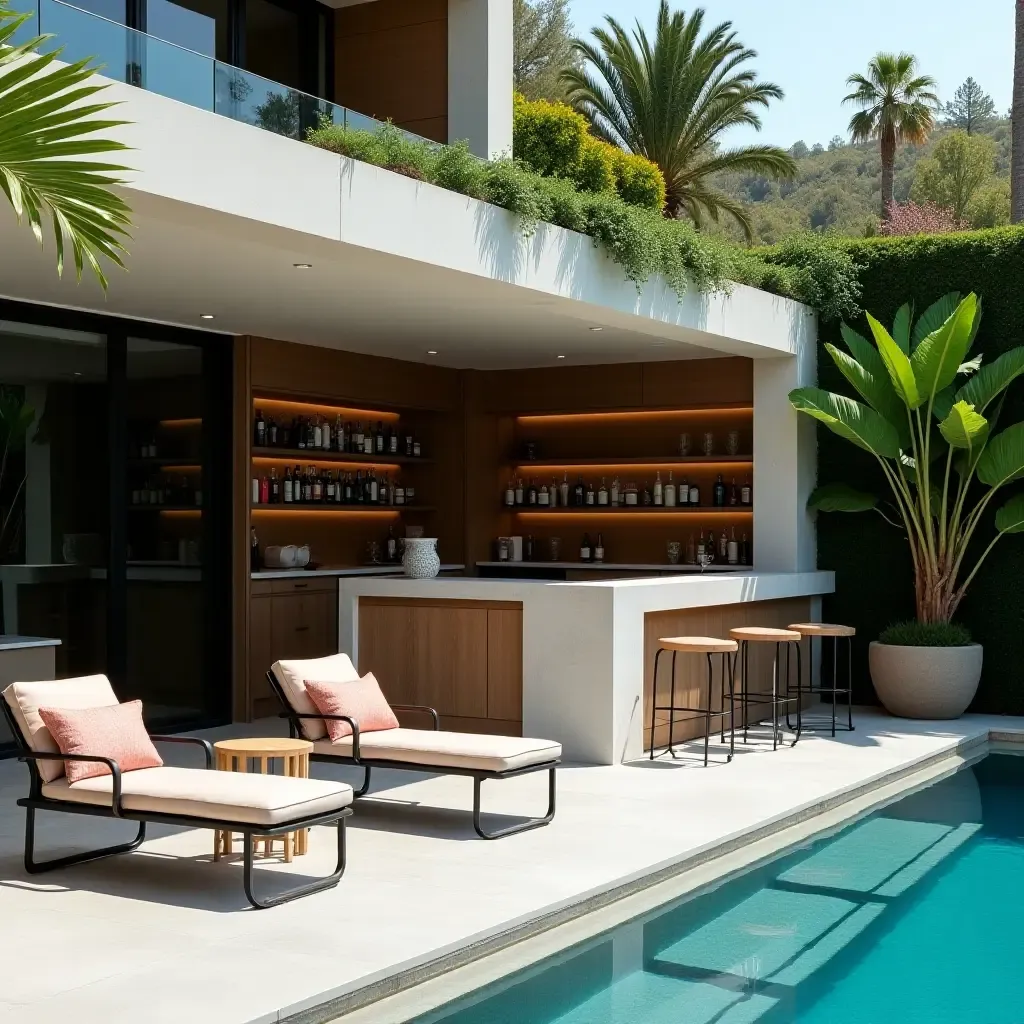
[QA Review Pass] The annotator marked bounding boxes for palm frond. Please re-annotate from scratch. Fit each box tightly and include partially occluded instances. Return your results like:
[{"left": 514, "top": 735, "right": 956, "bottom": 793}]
[{"left": 0, "top": 0, "right": 132, "bottom": 289}]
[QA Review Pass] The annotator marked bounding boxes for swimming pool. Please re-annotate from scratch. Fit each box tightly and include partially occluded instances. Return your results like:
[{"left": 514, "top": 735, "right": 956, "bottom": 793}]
[{"left": 411, "top": 753, "right": 1024, "bottom": 1024}]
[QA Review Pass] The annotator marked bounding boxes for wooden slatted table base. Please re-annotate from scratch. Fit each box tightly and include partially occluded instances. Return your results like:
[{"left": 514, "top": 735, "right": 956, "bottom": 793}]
[{"left": 212, "top": 738, "right": 314, "bottom": 863}]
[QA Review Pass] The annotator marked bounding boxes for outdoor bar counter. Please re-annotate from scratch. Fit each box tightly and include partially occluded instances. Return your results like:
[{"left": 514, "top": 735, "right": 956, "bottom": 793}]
[{"left": 338, "top": 571, "right": 834, "bottom": 765}]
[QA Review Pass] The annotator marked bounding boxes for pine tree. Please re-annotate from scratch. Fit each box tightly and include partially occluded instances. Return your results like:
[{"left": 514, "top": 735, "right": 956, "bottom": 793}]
[
  {"left": 943, "top": 77, "right": 997, "bottom": 134},
  {"left": 513, "top": 0, "right": 578, "bottom": 102}
]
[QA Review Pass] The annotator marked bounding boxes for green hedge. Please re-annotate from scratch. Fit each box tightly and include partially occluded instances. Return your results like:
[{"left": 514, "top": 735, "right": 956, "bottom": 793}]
[{"left": 805, "top": 227, "right": 1024, "bottom": 714}]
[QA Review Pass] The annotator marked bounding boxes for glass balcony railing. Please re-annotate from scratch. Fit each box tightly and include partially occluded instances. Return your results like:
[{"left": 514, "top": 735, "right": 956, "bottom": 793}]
[{"left": 16, "top": 0, "right": 429, "bottom": 145}]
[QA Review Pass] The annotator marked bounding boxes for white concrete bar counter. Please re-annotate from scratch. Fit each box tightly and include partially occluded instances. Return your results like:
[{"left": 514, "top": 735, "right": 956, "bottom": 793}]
[{"left": 338, "top": 571, "right": 834, "bottom": 765}]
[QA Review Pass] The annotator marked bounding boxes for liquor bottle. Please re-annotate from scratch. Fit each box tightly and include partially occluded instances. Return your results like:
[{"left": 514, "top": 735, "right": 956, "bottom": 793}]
[
  {"left": 728, "top": 478, "right": 739, "bottom": 506},
  {"left": 270, "top": 468, "right": 280, "bottom": 503},
  {"left": 405, "top": 433, "right": 414, "bottom": 457},
  {"left": 254, "top": 409, "right": 266, "bottom": 447},
  {"left": 525, "top": 535, "right": 535, "bottom": 560},
  {"left": 548, "top": 480, "right": 558, "bottom": 507},
  {"left": 713, "top": 474, "right": 726, "bottom": 507},
  {"left": 364, "top": 431, "right": 374, "bottom": 456},
  {"left": 413, "top": 440, "right": 422, "bottom": 457},
  {"left": 653, "top": 471, "right": 663, "bottom": 506},
  {"left": 353, "top": 422, "right": 364, "bottom": 453},
  {"left": 297, "top": 416, "right": 306, "bottom": 450},
  {"left": 574, "top": 475, "right": 585, "bottom": 507},
  {"left": 268, "top": 418, "right": 278, "bottom": 446},
  {"left": 696, "top": 531, "right": 706, "bottom": 563},
  {"left": 251, "top": 476, "right": 259, "bottom": 505},
  {"left": 741, "top": 478, "right": 752, "bottom": 506},
  {"left": 515, "top": 477, "right": 525, "bottom": 506},
  {"left": 388, "top": 428, "right": 398, "bottom": 455},
  {"left": 594, "top": 533, "right": 605, "bottom": 563},
  {"left": 283, "top": 466, "right": 293, "bottom": 504},
  {"left": 718, "top": 529, "right": 728, "bottom": 560},
  {"left": 312, "top": 469, "right": 322, "bottom": 503},
  {"left": 538, "top": 481, "right": 550, "bottom": 506},
  {"left": 344, "top": 473, "right": 354, "bottom": 504},
  {"left": 326, "top": 471, "right": 335, "bottom": 503},
  {"left": 394, "top": 480, "right": 405, "bottom": 505},
  {"left": 335, "top": 415, "right": 344, "bottom": 452},
  {"left": 342, "top": 421, "right": 352, "bottom": 453},
  {"left": 642, "top": 485, "right": 653, "bottom": 506},
  {"left": 679, "top": 477, "right": 689, "bottom": 505},
  {"left": 727, "top": 527, "right": 739, "bottom": 565},
  {"left": 560, "top": 473, "right": 570, "bottom": 508},
  {"left": 625, "top": 481, "right": 638, "bottom": 506},
  {"left": 585, "top": 479, "right": 596, "bottom": 506},
  {"left": 580, "top": 532, "right": 592, "bottom": 562},
  {"left": 250, "top": 528, "right": 260, "bottom": 571},
  {"left": 504, "top": 477, "right": 515, "bottom": 507},
  {"left": 369, "top": 471, "right": 379, "bottom": 504},
  {"left": 598, "top": 477, "right": 609, "bottom": 506},
  {"left": 281, "top": 419, "right": 291, "bottom": 448},
  {"left": 689, "top": 482, "right": 700, "bottom": 506},
  {"left": 740, "top": 532, "right": 751, "bottom": 565},
  {"left": 260, "top": 475, "right": 269, "bottom": 505},
  {"left": 313, "top": 417, "right": 323, "bottom": 450},
  {"left": 664, "top": 471, "right": 676, "bottom": 507},
  {"left": 610, "top": 477, "right": 621, "bottom": 506},
  {"left": 375, "top": 421, "right": 385, "bottom": 454},
  {"left": 322, "top": 417, "right": 331, "bottom": 451},
  {"left": 337, "top": 471, "right": 345, "bottom": 503},
  {"left": 685, "top": 533, "right": 696, "bottom": 564},
  {"left": 527, "top": 479, "right": 538, "bottom": 506},
  {"left": 386, "top": 525, "right": 398, "bottom": 563}
]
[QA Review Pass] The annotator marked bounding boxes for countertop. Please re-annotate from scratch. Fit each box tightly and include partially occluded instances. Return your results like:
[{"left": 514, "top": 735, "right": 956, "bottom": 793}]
[
  {"left": 252, "top": 564, "right": 465, "bottom": 580},
  {"left": 477, "top": 561, "right": 753, "bottom": 573},
  {"left": 0, "top": 635, "right": 62, "bottom": 651}
]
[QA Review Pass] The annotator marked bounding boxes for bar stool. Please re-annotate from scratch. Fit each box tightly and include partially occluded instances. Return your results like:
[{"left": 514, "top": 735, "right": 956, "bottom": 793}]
[
  {"left": 728, "top": 627, "right": 802, "bottom": 750},
  {"left": 649, "top": 636, "right": 737, "bottom": 766},
  {"left": 787, "top": 623, "right": 856, "bottom": 737}
]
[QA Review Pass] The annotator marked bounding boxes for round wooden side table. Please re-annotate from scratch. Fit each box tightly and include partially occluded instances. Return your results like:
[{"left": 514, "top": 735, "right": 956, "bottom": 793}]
[{"left": 213, "top": 737, "right": 313, "bottom": 863}]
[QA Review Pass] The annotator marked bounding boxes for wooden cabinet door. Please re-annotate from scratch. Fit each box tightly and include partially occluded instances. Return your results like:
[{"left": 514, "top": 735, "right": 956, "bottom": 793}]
[
  {"left": 249, "top": 596, "right": 273, "bottom": 705},
  {"left": 487, "top": 608, "right": 522, "bottom": 722}
]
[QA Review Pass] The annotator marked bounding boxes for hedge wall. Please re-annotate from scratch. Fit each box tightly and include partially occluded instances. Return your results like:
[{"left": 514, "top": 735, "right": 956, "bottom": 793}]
[{"left": 813, "top": 227, "right": 1024, "bottom": 714}]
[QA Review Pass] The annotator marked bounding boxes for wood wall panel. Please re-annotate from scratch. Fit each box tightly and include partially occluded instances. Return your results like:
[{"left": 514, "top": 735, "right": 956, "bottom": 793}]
[
  {"left": 487, "top": 607, "right": 523, "bottom": 721},
  {"left": 641, "top": 357, "right": 753, "bottom": 408},
  {"left": 334, "top": 0, "right": 447, "bottom": 144},
  {"left": 643, "top": 598, "right": 811, "bottom": 751},
  {"left": 232, "top": 336, "right": 252, "bottom": 721}
]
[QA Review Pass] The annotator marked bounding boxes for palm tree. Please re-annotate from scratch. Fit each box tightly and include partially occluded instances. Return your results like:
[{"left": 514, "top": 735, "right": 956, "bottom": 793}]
[
  {"left": 0, "top": 0, "right": 131, "bottom": 288},
  {"left": 1012, "top": 0, "right": 1024, "bottom": 222},
  {"left": 560, "top": 1, "right": 794, "bottom": 238},
  {"left": 844, "top": 53, "right": 938, "bottom": 218}
]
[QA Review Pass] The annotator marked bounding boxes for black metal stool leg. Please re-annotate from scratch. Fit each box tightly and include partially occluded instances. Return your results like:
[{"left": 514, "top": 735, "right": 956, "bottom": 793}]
[
  {"left": 668, "top": 650, "right": 678, "bottom": 757},
  {"left": 703, "top": 653, "right": 713, "bottom": 767},
  {"left": 742, "top": 641, "right": 750, "bottom": 744},
  {"left": 650, "top": 647, "right": 664, "bottom": 760},
  {"left": 772, "top": 642, "right": 780, "bottom": 751},
  {"left": 792, "top": 640, "right": 803, "bottom": 746},
  {"left": 847, "top": 637, "right": 855, "bottom": 731},
  {"left": 831, "top": 636, "right": 838, "bottom": 737}
]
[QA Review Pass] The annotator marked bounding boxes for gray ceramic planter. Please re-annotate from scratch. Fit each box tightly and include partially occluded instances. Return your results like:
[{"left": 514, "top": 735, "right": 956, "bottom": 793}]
[{"left": 869, "top": 641, "right": 983, "bottom": 720}]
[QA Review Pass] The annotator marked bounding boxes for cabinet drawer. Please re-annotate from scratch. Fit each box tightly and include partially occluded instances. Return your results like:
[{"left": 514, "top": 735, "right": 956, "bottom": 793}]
[{"left": 270, "top": 577, "right": 337, "bottom": 595}]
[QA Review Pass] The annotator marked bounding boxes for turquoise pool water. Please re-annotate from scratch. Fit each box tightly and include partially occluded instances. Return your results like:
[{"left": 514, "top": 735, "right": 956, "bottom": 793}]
[{"left": 413, "top": 754, "right": 1024, "bottom": 1024}]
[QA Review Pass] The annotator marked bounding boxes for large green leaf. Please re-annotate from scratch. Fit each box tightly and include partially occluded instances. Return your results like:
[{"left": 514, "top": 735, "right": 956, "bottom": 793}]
[
  {"left": 892, "top": 303, "right": 913, "bottom": 354},
  {"left": 956, "top": 346, "right": 1024, "bottom": 414},
  {"left": 807, "top": 483, "right": 878, "bottom": 512},
  {"left": 825, "top": 342, "right": 907, "bottom": 439},
  {"left": 995, "top": 493, "right": 1024, "bottom": 534},
  {"left": 932, "top": 386, "right": 955, "bottom": 422},
  {"left": 866, "top": 313, "right": 922, "bottom": 409},
  {"left": 911, "top": 293, "right": 961, "bottom": 350},
  {"left": 976, "top": 422, "right": 1024, "bottom": 488},
  {"left": 789, "top": 387, "right": 901, "bottom": 458},
  {"left": 910, "top": 293, "right": 979, "bottom": 403},
  {"left": 938, "top": 401, "right": 989, "bottom": 457}
]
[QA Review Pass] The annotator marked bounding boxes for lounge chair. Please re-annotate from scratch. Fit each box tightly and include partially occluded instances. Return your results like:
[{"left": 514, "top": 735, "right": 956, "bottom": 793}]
[
  {"left": 1, "top": 676, "right": 354, "bottom": 909},
  {"left": 268, "top": 655, "right": 560, "bottom": 839}
]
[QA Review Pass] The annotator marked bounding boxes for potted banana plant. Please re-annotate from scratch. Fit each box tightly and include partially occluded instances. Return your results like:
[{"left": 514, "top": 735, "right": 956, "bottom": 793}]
[{"left": 790, "top": 292, "right": 1024, "bottom": 719}]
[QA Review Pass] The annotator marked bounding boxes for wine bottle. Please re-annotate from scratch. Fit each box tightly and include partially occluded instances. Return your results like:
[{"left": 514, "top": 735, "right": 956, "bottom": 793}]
[
  {"left": 740, "top": 532, "right": 751, "bottom": 565},
  {"left": 664, "top": 471, "right": 676, "bottom": 507},
  {"left": 270, "top": 468, "right": 280, "bottom": 503},
  {"left": 713, "top": 474, "right": 726, "bottom": 507},
  {"left": 560, "top": 473, "right": 570, "bottom": 508},
  {"left": 375, "top": 421, "right": 385, "bottom": 454},
  {"left": 679, "top": 477, "right": 689, "bottom": 505},
  {"left": 685, "top": 533, "right": 696, "bottom": 564},
  {"left": 254, "top": 409, "right": 266, "bottom": 447},
  {"left": 653, "top": 471, "right": 663, "bottom": 506},
  {"left": 741, "top": 478, "right": 752, "bottom": 505},
  {"left": 594, "top": 533, "right": 605, "bottom": 563},
  {"left": 585, "top": 479, "right": 596, "bottom": 506},
  {"left": 283, "top": 466, "right": 293, "bottom": 504},
  {"left": 574, "top": 475, "right": 585, "bottom": 507},
  {"left": 515, "top": 477, "right": 525, "bottom": 506},
  {"left": 689, "top": 482, "right": 700, "bottom": 506},
  {"left": 527, "top": 479, "right": 538, "bottom": 505},
  {"left": 504, "top": 477, "right": 515, "bottom": 507},
  {"left": 580, "top": 532, "right": 592, "bottom": 562},
  {"left": 728, "top": 477, "right": 738, "bottom": 506},
  {"left": 727, "top": 526, "right": 739, "bottom": 565}
]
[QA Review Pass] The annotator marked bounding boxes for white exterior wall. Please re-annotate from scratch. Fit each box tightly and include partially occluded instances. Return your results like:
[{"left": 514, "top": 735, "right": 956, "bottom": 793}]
[{"left": 448, "top": 0, "right": 513, "bottom": 158}]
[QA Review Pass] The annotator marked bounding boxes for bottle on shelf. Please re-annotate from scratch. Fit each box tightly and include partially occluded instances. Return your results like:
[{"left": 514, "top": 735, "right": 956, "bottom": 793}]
[
  {"left": 696, "top": 530, "right": 706, "bottom": 564},
  {"left": 538, "top": 480, "right": 550, "bottom": 506},
  {"left": 259, "top": 475, "right": 270, "bottom": 505},
  {"left": 580, "top": 532, "right": 592, "bottom": 562},
  {"left": 625, "top": 481, "right": 638, "bottom": 506},
  {"left": 741, "top": 477, "right": 752, "bottom": 506},
  {"left": 325, "top": 471, "right": 336, "bottom": 503},
  {"left": 689, "top": 481, "right": 700, "bottom": 506},
  {"left": 270, "top": 468, "right": 280, "bottom": 503},
  {"left": 322, "top": 417, "right": 332, "bottom": 451},
  {"left": 560, "top": 473, "right": 570, "bottom": 508},
  {"left": 718, "top": 529, "right": 728, "bottom": 560},
  {"left": 548, "top": 479, "right": 558, "bottom": 507},
  {"left": 515, "top": 477, "right": 525, "bottom": 506},
  {"left": 250, "top": 528, "right": 260, "bottom": 572},
  {"left": 598, "top": 477, "right": 609, "bottom": 506},
  {"left": 374, "top": 421, "right": 384, "bottom": 454},
  {"left": 713, "top": 474, "right": 726, "bottom": 507},
  {"left": 313, "top": 417, "right": 323, "bottom": 450},
  {"left": 653, "top": 471, "right": 663, "bottom": 506},
  {"left": 664, "top": 471, "right": 676, "bottom": 507},
  {"left": 369, "top": 470, "right": 379, "bottom": 503},
  {"left": 254, "top": 409, "right": 266, "bottom": 447},
  {"left": 312, "top": 469, "right": 322, "bottom": 503},
  {"left": 334, "top": 415, "right": 344, "bottom": 452},
  {"left": 394, "top": 478, "right": 405, "bottom": 506},
  {"left": 685, "top": 532, "right": 696, "bottom": 564},
  {"left": 251, "top": 476, "right": 259, "bottom": 505},
  {"left": 594, "top": 533, "right": 605, "bottom": 563},
  {"left": 504, "top": 477, "right": 515, "bottom": 507},
  {"left": 679, "top": 477, "right": 689, "bottom": 505},
  {"left": 413, "top": 440, "right": 422, "bottom": 457},
  {"left": 386, "top": 525, "right": 398, "bottom": 563},
  {"left": 353, "top": 422, "right": 364, "bottom": 453},
  {"left": 641, "top": 484, "right": 652, "bottom": 506},
  {"left": 728, "top": 527, "right": 739, "bottom": 565},
  {"left": 405, "top": 433, "right": 414, "bottom": 457},
  {"left": 268, "top": 418, "right": 278, "bottom": 446},
  {"left": 740, "top": 532, "right": 751, "bottom": 565},
  {"left": 525, "top": 535, "right": 535, "bottom": 560},
  {"left": 363, "top": 430, "right": 374, "bottom": 456},
  {"left": 610, "top": 477, "right": 621, "bottom": 506},
  {"left": 728, "top": 478, "right": 739, "bottom": 506},
  {"left": 574, "top": 475, "right": 585, "bottom": 507},
  {"left": 388, "top": 428, "right": 399, "bottom": 455},
  {"left": 585, "top": 479, "right": 596, "bottom": 506}
]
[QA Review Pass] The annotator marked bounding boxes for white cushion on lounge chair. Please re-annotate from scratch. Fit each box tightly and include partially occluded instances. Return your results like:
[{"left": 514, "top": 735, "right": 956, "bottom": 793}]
[
  {"left": 271, "top": 654, "right": 361, "bottom": 741},
  {"left": 313, "top": 729, "right": 561, "bottom": 773},
  {"left": 3, "top": 675, "right": 119, "bottom": 783},
  {"left": 41, "top": 766, "right": 353, "bottom": 826}
]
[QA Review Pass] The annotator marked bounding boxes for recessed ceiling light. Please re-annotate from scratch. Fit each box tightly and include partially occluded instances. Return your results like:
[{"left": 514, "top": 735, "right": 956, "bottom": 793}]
[
  {"left": 426, "top": 350, "right": 438, "bottom": 355},
  {"left": 557, "top": 355, "right": 566, "bottom": 360},
  {"left": 200, "top": 313, "right": 215, "bottom": 320},
  {"left": 293, "top": 263, "right": 313, "bottom": 269},
  {"left": 589, "top": 326, "right": 603, "bottom": 332}
]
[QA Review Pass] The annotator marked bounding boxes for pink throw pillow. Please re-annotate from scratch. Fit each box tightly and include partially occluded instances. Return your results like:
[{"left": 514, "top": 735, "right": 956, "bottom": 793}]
[
  {"left": 37, "top": 700, "right": 163, "bottom": 784},
  {"left": 304, "top": 673, "right": 399, "bottom": 743}
]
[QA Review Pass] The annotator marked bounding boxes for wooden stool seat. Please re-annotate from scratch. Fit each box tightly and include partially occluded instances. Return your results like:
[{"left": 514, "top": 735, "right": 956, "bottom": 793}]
[
  {"left": 658, "top": 636, "right": 738, "bottom": 654},
  {"left": 788, "top": 622, "right": 856, "bottom": 638},
  {"left": 730, "top": 626, "right": 802, "bottom": 643}
]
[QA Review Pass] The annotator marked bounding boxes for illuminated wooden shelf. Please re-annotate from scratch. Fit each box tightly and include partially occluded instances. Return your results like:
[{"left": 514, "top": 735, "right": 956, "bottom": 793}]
[
  {"left": 251, "top": 504, "right": 435, "bottom": 513},
  {"left": 511, "top": 455, "right": 752, "bottom": 468},
  {"left": 251, "top": 446, "right": 431, "bottom": 466},
  {"left": 508, "top": 506, "right": 752, "bottom": 515}
]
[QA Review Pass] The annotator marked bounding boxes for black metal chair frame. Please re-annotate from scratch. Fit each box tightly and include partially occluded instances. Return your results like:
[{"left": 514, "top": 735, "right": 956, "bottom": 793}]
[
  {"left": 267, "top": 670, "right": 558, "bottom": 840},
  {"left": 0, "top": 699, "right": 352, "bottom": 910},
  {"left": 786, "top": 633, "right": 855, "bottom": 737},
  {"left": 735, "top": 638, "right": 802, "bottom": 750},
  {"left": 648, "top": 647, "right": 736, "bottom": 767}
]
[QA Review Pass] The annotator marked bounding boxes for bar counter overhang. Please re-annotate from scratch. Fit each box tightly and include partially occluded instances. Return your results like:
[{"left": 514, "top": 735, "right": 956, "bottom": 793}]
[{"left": 339, "top": 571, "right": 834, "bottom": 765}]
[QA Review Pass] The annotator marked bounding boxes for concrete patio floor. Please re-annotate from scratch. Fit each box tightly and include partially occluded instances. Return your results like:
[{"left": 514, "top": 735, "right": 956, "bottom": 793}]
[{"left": 0, "top": 709, "right": 1018, "bottom": 1024}]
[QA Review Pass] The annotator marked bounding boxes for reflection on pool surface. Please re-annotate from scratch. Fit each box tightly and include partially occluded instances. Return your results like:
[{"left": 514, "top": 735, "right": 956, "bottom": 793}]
[{"left": 413, "top": 754, "right": 1024, "bottom": 1024}]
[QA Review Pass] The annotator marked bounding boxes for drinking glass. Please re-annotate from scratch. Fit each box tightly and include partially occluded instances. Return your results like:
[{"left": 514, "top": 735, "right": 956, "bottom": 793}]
[
  {"left": 726, "top": 430, "right": 740, "bottom": 456},
  {"left": 549, "top": 537, "right": 562, "bottom": 562},
  {"left": 366, "top": 541, "right": 382, "bottom": 565},
  {"left": 666, "top": 541, "right": 681, "bottom": 565},
  {"left": 702, "top": 431, "right": 715, "bottom": 456},
  {"left": 678, "top": 433, "right": 692, "bottom": 456}
]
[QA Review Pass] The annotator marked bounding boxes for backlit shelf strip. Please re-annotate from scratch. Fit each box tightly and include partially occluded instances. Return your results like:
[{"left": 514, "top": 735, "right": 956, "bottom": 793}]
[
  {"left": 254, "top": 398, "right": 400, "bottom": 422},
  {"left": 512, "top": 457, "right": 752, "bottom": 470},
  {"left": 251, "top": 448, "right": 430, "bottom": 467},
  {"left": 509, "top": 506, "right": 752, "bottom": 515},
  {"left": 516, "top": 406, "right": 753, "bottom": 424},
  {"left": 251, "top": 504, "right": 433, "bottom": 513}
]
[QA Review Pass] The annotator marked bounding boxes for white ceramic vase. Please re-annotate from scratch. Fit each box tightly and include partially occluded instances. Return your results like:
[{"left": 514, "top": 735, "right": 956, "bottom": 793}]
[
  {"left": 869, "top": 641, "right": 983, "bottom": 720},
  {"left": 402, "top": 537, "right": 440, "bottom": 579}
]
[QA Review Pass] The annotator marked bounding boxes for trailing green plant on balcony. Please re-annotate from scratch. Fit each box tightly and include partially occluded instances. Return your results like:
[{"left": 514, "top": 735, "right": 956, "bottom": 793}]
[{"left": 790, "top": 292, "right": 1024, "bottom": 625}]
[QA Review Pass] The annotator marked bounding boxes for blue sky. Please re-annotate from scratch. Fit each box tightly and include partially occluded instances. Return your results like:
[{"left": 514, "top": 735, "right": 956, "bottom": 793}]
[{"left": 566, "top": 0, "right": 1014, "bottom": 148}]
